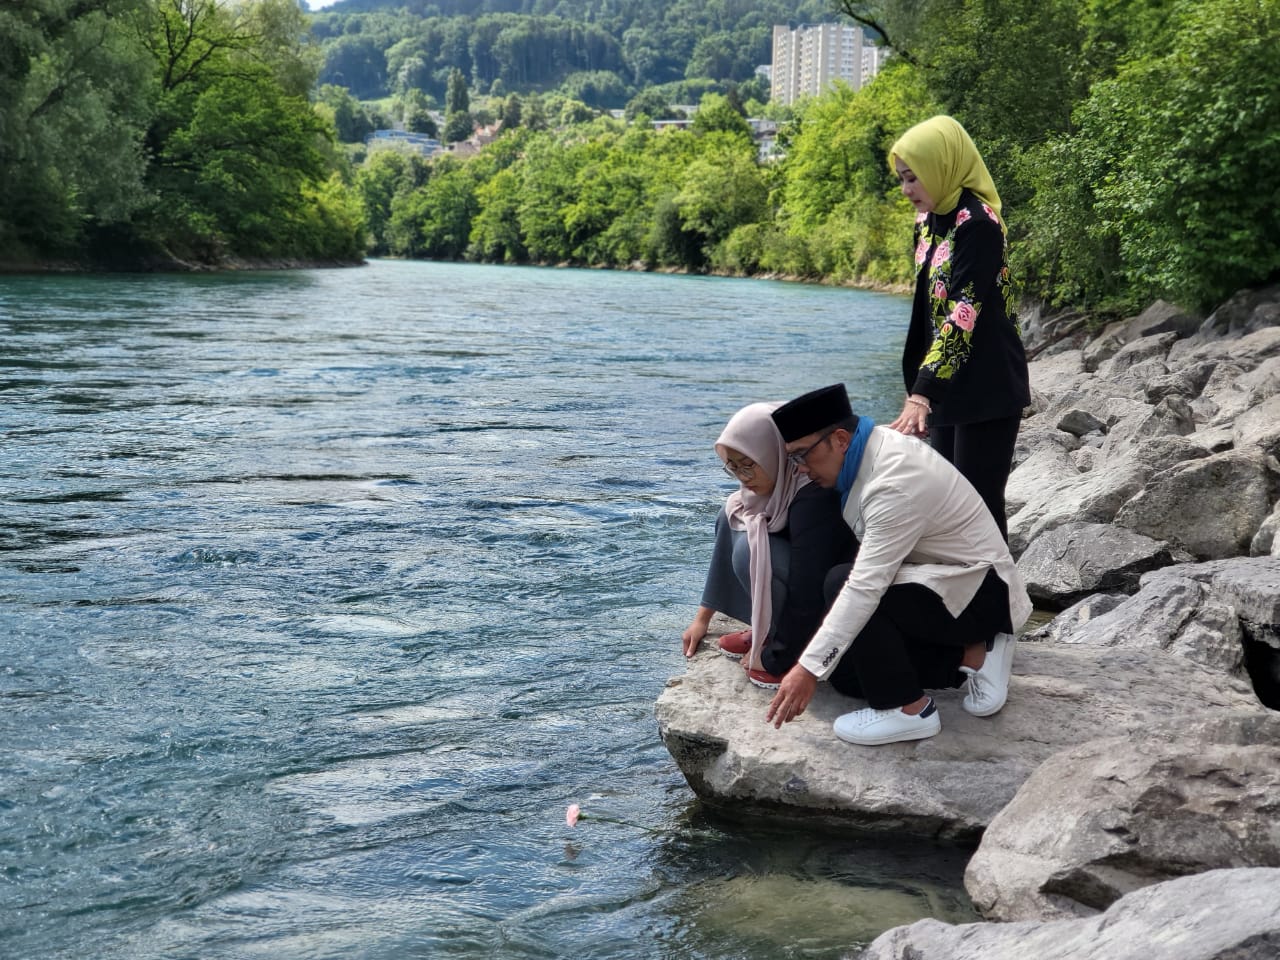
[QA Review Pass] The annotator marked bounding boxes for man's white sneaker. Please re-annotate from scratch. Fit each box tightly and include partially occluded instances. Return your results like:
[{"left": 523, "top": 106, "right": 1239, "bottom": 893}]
[
  {"left": 833, "top": 698, "right": 941, "bottom": 745},
  {"left": 961, "top": 632, "right": 1017, "bottom": 717}
]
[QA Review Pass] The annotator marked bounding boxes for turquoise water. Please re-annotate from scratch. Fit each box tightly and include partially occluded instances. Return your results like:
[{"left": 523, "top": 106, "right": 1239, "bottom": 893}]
[{"left": 0, "top": 261, "right": 977, "bottom": 959}]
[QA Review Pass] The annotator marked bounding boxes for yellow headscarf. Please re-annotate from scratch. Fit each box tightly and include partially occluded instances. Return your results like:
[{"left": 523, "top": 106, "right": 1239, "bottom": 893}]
[{"left": 889, "top": 115, "right": 1002, "bottom": 225}]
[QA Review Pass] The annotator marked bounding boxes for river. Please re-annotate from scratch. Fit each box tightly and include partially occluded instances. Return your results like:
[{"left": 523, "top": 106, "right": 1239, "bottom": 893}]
[{"left": 0, "top": 260, "right": 977, "bottom": 959}]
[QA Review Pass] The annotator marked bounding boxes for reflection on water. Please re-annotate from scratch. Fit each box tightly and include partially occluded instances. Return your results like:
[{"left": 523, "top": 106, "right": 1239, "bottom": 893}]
[{"left": 0, "top": 261, "right": 978, "bottom": 960}]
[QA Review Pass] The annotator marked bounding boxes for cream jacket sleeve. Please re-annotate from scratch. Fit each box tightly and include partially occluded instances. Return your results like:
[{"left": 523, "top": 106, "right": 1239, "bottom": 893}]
[{"left": 797, "top": 427, "right": 1031, "bottom": 680}]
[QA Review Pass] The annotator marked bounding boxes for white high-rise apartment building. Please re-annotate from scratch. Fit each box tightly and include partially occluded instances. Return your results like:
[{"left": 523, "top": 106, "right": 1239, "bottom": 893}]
[{"left": 770, "top": 23, "right": 886, "bottom": 106}]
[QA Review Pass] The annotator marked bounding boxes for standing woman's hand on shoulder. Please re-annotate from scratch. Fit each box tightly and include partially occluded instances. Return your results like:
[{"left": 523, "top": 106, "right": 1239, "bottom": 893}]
[{"left": 888, "top": 394, "right": 931, "bottom": 438}]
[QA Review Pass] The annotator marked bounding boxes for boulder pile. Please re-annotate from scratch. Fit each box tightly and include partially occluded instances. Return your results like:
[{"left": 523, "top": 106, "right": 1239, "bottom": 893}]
[{"left": 656, "top": 284, "right": 1280, "bottom": 952}]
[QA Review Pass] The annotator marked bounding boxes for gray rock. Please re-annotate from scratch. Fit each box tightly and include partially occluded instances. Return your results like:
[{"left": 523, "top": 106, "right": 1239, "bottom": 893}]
[
  {"left": 1081, "top": 322, "right": 1125, "bottom": 372},
  {"left": 1233, "top": 394, "right": 1280, "bottom": 462},
  {"left": 964, "top": 714, "right": 1280, "bottom": 922},
  {"left": 855, "top": 868, "right": 1280, "bottom": 960},
  {"left": 1007, "top": 436, "right": 1209, "bottom": 554},
  {"left": 1097, "top": 331, "right": 1178, "bottom": 379},
  {"left": 1174, "top": 324, "right": 1280, "bottom": 368},
  {"left": 1022, "top": 593, "right": 1128, "bottom": 643},
  {"left": 1197, "top": 283, "right": 1280, "bottom": 339},
  {"left": 656, "top": 636, "right": 1258, "bottom": 842},
  {"left": 1143, "top": 359, "right": 1218, "bottom": 404},
  {"left": 1016, "top": 522, "right": 1189, "bottom": 610},
  {"left": 1140, "top": 556, "right": 1280, "bottom": 631},
  {"left": 1121, "top": 299, "right": 1201, "bottom": 341},
  {"left": 1114, "top": 450, "right": 1277, "bottom": 559},
  {"left": 1251, "top": 503, "right": 1280, "bottom": 557},
  {"left": 1028, "top": 572, "right": 1246, "bottom": 676},
  {"left": 1057, "top": 409, "right": 1107, "bottom": 437}
]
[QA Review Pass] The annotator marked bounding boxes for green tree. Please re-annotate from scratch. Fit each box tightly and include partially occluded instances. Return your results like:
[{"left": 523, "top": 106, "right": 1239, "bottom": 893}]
[
  {"left": 445, "top": 66, "right": 469, "bottom": 115},
  {"left": 690, "top": 92, "right": 751, "bottom": 141},
  {"left": 444, "top": 109, "right": 474, "bottom": 142},
  {"left": 1022, "top": 0, "right": 1280, "bottom": 311},
  {"left": 317, "top": 84, "right": 374, "bottom": 143},
  {"left": 405, "top": 107, "right": 438, "bottom": 136},
  {"left": 0, "top": 0, "right": 152, "bottom": 255},
  {"left": 624, "top": 87, "right": 677, "bottom": 121},
  {"left": 673, "top": 135, "right": 768, "bottom": 260},
  {"left": 500, "top": 93, "right": 523, "bottom": 129},
  {"left": 139, "top": 0, "right": 336, "bottom": 259}
]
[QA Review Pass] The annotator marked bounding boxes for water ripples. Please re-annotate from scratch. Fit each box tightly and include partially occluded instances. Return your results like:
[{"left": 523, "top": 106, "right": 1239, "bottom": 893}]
[{"left": 0, "top": 262, "right": 975, "bottom": 959}]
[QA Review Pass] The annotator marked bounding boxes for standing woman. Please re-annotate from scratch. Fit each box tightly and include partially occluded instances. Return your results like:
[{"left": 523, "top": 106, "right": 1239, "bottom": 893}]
[
  {"left": 887, "top": 115, "right": 1030, "bottom": 541},
  {"left": 681, "top": 402, "right": 852, "bottom": 689}
]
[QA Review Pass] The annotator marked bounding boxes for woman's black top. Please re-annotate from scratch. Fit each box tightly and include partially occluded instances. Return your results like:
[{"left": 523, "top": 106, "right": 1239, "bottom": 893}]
[{"left": 903, "top": 187, "right": 1030, "bottom": 426}]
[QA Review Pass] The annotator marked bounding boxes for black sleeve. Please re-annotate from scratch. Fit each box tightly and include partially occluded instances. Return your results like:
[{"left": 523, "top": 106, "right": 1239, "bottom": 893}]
[
  {"left": 910, "top": 217, "right": 1006, "bottom": 405},
  {"left": 767, "top": 485, "right": 854, "bottom": 660}
]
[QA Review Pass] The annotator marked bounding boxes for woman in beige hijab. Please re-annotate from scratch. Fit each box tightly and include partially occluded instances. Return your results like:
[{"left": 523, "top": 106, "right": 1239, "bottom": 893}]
[{"left": 681, "top": 402, "right": 853, "bottom": 689}]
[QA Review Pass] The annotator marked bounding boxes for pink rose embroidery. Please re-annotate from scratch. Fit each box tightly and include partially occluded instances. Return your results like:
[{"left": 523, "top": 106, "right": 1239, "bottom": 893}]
[
  {"left": 931, "top": 240, "right": 950, "bottom": 267},
  {"left": 955, "top": 208, "right": 971, "bottom": 226},
  {"left": 941, "top": 322, "right": 953, "bottom": 335},
  {"left": 915, "top": 211, "right": 928, "bottom": 224},
  {"left": 914, "top": 236, "right": 930, "bottom": 265},
  {"left": 982, "top": 203, "right": 999, "bottom": 223},
  {"left": 950, "top": 301, "right": 977, "bottom": 331},
  {"left": 933, "top": 281, "right": 947, "bottom": 300}
]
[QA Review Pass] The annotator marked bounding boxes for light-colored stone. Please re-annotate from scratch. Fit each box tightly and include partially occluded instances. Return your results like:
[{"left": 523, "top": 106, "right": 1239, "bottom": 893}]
[
  {"left": 964, "top": 714, "right": 1280, "bottom": 922},
  {"left": 1233, "top": 394, "right": 1280, "bottom": 461},
  {"left": 1016, "top": 521, "right": 1190, "bottom": 610},
  {"left": 1007, "top": 436, "right": 1209, "bottom": 555},
  {"left": 1114, "top": 450, "right": 1276, "bottom": 559},
  {"left": 1036, "top": 573, "right": 1246, "bottom": 676},
  {"left": 1251, "top": 503, "right": 1280, "bottom": 557},
  {"left": 1140, "top": 556, "right": 1280, "bottom": 632},
  {"left": 853, "top": 868, "right": 1280, "bottom": 960},
  {"left": 655, "top": 637, "right": 1258, "bottom": 842}
]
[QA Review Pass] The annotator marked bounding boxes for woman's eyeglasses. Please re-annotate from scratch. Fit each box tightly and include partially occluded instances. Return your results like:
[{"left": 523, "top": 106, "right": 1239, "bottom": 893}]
[{"left": 722, "top": 458, "right": 757, "bottom": 480}]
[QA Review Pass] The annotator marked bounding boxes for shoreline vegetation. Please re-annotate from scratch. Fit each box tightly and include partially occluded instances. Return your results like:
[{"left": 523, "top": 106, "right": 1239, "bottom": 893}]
[{"left": 3, "top": 0, "right": 1276, "bottom": 325}]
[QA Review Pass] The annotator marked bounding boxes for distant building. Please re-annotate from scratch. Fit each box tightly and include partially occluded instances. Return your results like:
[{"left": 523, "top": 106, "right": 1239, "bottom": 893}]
[
  {"left": 770, "top": 23, "right": 888, "bottom": 106},
  {"left": 365, "top": 130, "right": 442, "bottom": 157}
]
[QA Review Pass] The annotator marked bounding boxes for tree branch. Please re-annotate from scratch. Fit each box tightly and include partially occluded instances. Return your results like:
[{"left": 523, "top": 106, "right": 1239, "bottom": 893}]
[{"left": 833, "top": 1, "right": 917, "bottom": 65}]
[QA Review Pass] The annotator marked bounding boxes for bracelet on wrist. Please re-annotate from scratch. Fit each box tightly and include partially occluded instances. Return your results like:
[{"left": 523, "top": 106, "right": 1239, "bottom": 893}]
[{"left": 906, "top": 396, "right": 931, "bottom": 412}]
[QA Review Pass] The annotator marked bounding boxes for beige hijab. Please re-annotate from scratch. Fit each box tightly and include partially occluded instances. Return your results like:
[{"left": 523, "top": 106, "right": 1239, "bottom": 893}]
[{"left": 716, "top": 402, "right": 809, "bottom": 671}]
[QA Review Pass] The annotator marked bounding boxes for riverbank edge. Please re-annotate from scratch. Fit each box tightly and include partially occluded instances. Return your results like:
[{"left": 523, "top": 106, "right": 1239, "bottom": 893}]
[
  {"left": 1, "top": 249, "right": 920, "bottom": 298},
  {"left": 0, "top": 255, "right": 366, "bottom": 275}
]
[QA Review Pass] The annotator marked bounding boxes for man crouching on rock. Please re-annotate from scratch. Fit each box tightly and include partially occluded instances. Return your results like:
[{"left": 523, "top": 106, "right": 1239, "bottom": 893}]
[{"left": 765, "top": 383, "right": 1033, "bottom": 745}]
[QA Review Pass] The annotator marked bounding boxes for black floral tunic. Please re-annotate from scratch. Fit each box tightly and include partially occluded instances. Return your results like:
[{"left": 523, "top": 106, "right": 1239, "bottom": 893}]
[{"left": 902, "top": 187, "right": 1030, "bottom": 426}]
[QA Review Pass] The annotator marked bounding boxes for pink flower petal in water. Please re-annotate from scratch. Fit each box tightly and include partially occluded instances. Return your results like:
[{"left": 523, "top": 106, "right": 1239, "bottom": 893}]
[{"left": 565, "top": 804, "right": 581, "bottom": 828}]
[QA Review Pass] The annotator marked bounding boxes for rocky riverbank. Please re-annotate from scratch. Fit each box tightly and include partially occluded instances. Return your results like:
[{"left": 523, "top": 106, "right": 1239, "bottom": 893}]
[{"left": 655, "top": 284, "right": 1280, "bottom": 955}]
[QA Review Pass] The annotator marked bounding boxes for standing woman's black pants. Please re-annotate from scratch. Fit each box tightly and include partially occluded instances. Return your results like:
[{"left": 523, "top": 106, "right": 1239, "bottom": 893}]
[{"left": 930, "top": 415, "right": 1022, "bottom": 542}]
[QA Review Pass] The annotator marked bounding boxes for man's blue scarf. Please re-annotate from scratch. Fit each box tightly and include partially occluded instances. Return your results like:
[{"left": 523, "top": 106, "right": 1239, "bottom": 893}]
[{"left": 836, "top": 416, "right": 875, "bottom": 510}]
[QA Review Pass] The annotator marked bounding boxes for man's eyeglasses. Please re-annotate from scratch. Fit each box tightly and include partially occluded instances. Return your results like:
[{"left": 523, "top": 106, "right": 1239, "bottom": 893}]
[
  {"left": 722, "top": 458, "right": 757, "bottom": 480},
  {"left": 787, "top": 429, "right": 836, "bottom": 468}
]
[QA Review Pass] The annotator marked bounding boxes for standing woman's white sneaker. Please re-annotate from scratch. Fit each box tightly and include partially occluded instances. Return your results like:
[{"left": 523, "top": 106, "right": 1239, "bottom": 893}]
[
  {"left": 960, "top": 632, "right": 1017, "bottom": 716},
  {"left": 833, "top": 698, "right": 941, "bottom": 745}
]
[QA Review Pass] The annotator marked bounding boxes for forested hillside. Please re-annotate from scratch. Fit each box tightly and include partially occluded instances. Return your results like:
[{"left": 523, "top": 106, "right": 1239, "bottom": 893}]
[{"left": 309, "top": 0, "right": 835, "bottom": 101}]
